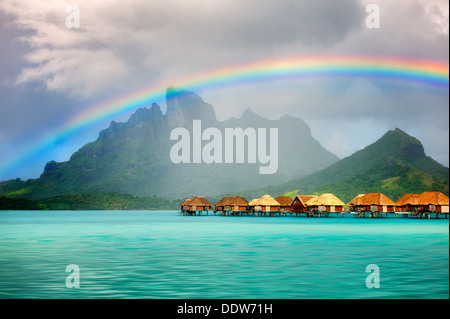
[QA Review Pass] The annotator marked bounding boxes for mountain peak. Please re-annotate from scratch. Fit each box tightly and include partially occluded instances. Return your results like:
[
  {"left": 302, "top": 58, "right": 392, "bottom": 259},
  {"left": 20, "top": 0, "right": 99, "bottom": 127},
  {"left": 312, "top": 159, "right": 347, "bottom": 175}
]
[
  {"left": 391, "top": 127, "right": 415, "bottom": 139},
  {"left": 165, "top": 87, "right": 190, "bottom": 104},
  {"left": 165, "top": 87, "right": 217, "bottom": 127},
  {"left": 242, "top": 108, "right": 263, "bottom": 120},
  {"left": 128, "top": 103, "right": 163, "bottom": 124},
  {"left": 380, "top": 128, "right": 425, "bottom": 160}
]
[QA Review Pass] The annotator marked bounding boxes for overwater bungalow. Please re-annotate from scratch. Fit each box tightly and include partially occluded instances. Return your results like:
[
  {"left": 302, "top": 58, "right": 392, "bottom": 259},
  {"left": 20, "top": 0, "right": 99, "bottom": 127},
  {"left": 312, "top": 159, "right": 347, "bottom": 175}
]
[
  {"left": 229, "top": 196, "right": 249, "bottom": 215},
  {"left": 396, "top": 191, "right": 449, "bottom": 218},
  {"left": 347, "top": 193, "right": 396, "bottom": 218},
  {"left": 248, "top": 195, "right": 281, "bottom": 216},
  {"left": 275, "top": 196, "right": 294, "bottom": 215},
  {"left": 215, "top": 196, "right": 249, "bottom": 216},
  {"left": 291, "top": 195, "right": 317, "bottom": 216},
  {"left": 395, "top": 193, "right": 420, "bottom": 212},
  {"left": 420, "top": 192, "right": 449, "bottom": 215},
  {"left": 215, "top": 197, "right": 233, "bottom": 213},
  {"left": 305, "top": 193, "right": 346, "bottom": 217},
  {"left": 184, "top": 196, "right": 213, "bottom": 216}
]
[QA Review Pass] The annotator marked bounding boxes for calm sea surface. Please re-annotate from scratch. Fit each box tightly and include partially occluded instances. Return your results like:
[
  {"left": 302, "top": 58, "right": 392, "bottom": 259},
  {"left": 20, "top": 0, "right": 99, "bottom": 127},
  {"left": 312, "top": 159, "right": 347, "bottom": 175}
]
[{"left": 0, "top": 211, "right": 448, "bottom": 299}]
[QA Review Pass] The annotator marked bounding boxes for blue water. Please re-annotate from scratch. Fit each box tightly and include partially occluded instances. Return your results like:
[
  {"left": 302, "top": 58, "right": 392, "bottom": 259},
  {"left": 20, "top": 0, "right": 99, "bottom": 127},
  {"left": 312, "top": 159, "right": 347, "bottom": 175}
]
[{"left": 0, "top": 211, "right": 448, "bottom": 299}]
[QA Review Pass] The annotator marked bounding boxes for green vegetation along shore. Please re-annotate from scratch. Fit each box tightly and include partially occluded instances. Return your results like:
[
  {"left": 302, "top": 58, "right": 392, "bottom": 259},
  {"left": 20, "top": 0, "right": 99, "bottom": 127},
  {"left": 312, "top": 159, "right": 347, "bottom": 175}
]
[{"left": 0, "top": 193, "right": 181, "bottom": 210}]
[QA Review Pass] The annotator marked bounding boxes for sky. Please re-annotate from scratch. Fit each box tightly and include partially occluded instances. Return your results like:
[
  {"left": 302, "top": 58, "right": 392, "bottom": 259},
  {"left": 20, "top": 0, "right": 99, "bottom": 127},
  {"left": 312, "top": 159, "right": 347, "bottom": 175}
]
[{"left": 0, "top": 0, "right": 448, "bottom": 181}]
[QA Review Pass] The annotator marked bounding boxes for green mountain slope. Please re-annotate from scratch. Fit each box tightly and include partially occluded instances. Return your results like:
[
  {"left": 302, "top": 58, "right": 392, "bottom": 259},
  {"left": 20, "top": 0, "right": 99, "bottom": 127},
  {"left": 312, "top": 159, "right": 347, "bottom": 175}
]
[{"left": 234, "top": 128, "right": 449, "bottom": 203}]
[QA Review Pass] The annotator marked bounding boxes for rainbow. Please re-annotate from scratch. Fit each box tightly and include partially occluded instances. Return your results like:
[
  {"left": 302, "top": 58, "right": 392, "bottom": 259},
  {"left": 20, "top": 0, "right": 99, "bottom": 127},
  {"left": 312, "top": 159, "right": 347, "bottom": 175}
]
[{"left": 1, "top": 55, "right": 449, "bottom": 178}]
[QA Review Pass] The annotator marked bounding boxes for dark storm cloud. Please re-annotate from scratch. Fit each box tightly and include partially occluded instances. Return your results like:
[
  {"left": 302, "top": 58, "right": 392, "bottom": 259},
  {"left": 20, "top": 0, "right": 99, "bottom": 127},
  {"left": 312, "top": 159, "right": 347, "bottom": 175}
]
[{"left": 172, "top": 0, "right": 365, "bottom": 49}]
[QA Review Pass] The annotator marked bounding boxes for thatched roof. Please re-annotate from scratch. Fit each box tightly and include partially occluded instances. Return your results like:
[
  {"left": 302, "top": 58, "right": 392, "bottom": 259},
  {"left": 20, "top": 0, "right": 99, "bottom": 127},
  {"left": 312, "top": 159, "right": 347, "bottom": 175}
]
[
  {"left": 293, "top": 195, "right": 318, "bottom": 207},
  {"left": 180, "top": 199, "right": 191, "bottom": 206},
  {"left": 216, "top": 196, "right": 249, "bottom": 206},
  {"left": 396, "top": 193, "right": 421, "bottom": 206},
  {"left": 230, "top": 196, "right": 249, "bottom": 205},
  {"left": 215, "top": 197, "right": 233, "bottom": 206},
  {"left": 305, "top": 196, "right": 318, "bottom": 206},
  {"left": 348, "top": 193, "right": 395, "bottom": 206},
  {"left": 189, "top": 196, "right": 213, "bottom": 206},
  {"left": 275, "top": 196, "right": 294, "bottom": 207},
  {"left": 249, "top": 195, "right": 280, "bottom": 206},
  {"left": 396, "top": 192, "right": 449, "bottom": 206},
  {"left": 306, "top": 193, "right": 345, "bottom": 206},
  {"left": 228, "top": 196, "right": 248, "bottom": 205},
  {"left": 293, "top": 195, "right": 306, "bottom": 206},
  {"left": 419, "top": 192, "right": 449, "bottom": 205},
  {"left": 292, "top": 195, "right": 319, "bottom": 207},
  {"left": 258, "top": 195, "right": 281, "bottom": 206},
  {"left": 347, "top": 194, "right": 365, "bottom": 206},
  {"left": 299, "top": 195, "right": 318, "bottom": 204}
]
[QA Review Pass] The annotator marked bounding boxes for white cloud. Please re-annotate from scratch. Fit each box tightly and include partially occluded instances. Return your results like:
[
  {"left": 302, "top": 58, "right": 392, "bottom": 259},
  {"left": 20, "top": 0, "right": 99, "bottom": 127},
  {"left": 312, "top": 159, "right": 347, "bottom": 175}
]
[
  {"left": 0, "top": 0, "right": 365, "bottom": 98},
  {"left": 15, "top": 48, "right": 130, "bottom": 98},
  {"left": 419, "top": 0, "right": 449, "bottom": 35},
  {"left": 338, "top": 0, "right": 449, "bottom": 60}
]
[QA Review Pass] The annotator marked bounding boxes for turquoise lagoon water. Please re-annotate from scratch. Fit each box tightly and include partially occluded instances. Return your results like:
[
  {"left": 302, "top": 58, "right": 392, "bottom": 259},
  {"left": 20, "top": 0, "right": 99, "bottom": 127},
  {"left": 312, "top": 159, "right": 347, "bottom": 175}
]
[{"left": 0, "top": 211, "right": 448, "bottom": 299}]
